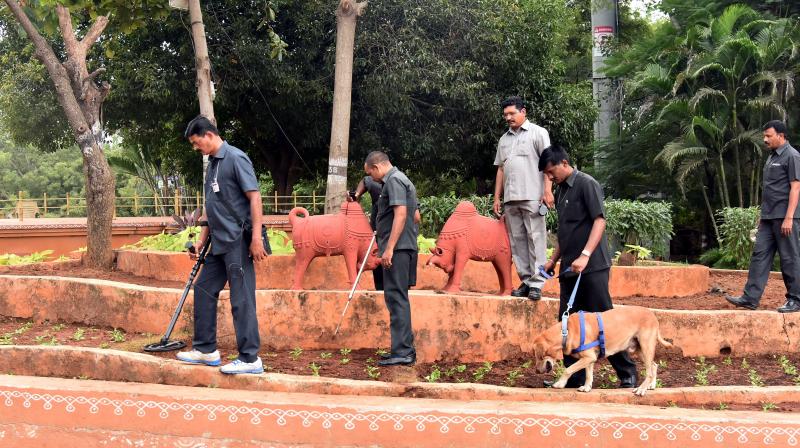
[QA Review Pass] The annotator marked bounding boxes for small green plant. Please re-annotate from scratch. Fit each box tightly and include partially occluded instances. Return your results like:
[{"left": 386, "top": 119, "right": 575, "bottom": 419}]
[
  {"left": 596, "top": 364, "right": 616, "bottom": 389},
  {"left": 722, "top": 356, "right": 732, "bottom": 366},
  {"left": 472, "top": 362, "right": 493, "bottom": 382},
  {"left": 779, "top": 355, "right": 798, "bottom": 376},
  {"left": 309, "top": 362, "right": 321, "bottom": 376},
  {"left": 77, "top": 375, "right": 89, "bottom": 380},
  {"left": 425, "top": 365, "right": 442, "bottom": 383},
  {"left": 715, "top": 402, "right": 729, "bottom": 411},
  {"left": 289, "top": 347, "right": 303, "bottom": 361},
  {"left": 748, "top": 369, "right": 765, "bottom": 387},
  {"left": 694, "top": 356, "right": 717, "bottom": 386},
  {"left": 552, "top": 360, "right": 566, "bottom": 379},
  {"left": 0, "top": 333, "right": 13, "bottom": 345},
  {"left": 0, "top": 250, "right": 54, "bottom": 266},
  {"left": 655, "top": 378, "right": 664, "bottom": 389},
  {"left": 658, "top": 359, "right": 668, "bottom": 369},
  {"left": 375, "top": 348, "right": 389, "bottom": 357},
  {"left": 762, "top": 402, "right": 778, "bottom": 412},
  {"left": 14, "top": 322, "right": 33, "bottom": 335},
  {"left": 51, "top": 323, "right": 65, "bottom": 332},
  {"left": 741, "top": 358, "right": 750, "bottom": 370},
  {"left": 340, "top": 357, "right": 351, "bottom": 365},
  {"left": 72, "top": 328, "right": 85, "bottom": 341},
  {"left": 623, "top": 244, "right": 652, "bottom": 259},
  {"left": 109, "top": 328, "right": 125, "bottom": 343},
  {"left": 520, "top": 360, "right": 533, "bottom": 369},
  {"left": 265, "top": 352, "right": 278, "bottom": 358},
  {"left": 365, "top": 365, "right": 380, "bottom": 380},
  {"left": 667, "top": 401, "right": 678, "bottom": 408},
  {"left": 340, "top": 348, "right": 352, "bottom": 356},
  {"left": 227, "top": 353, "right": 238, "bottom": 361},
  {"left": 504, "top": 368, "right": 523, "bottom": 387},
  {"left": 99, "top": 342, "right": 110, "bottom": 349},
  {"left": 320, "top": 352, "right": 332, "bottom": 359},
  {"left": 34, "top": 335, "right": 58, "bottom": 346},
  {"left": 365, "top": 357, "right": 375, "bottom": 365},
  {"left": 445, "top": 364, "right": 467, "bottom": 378}
]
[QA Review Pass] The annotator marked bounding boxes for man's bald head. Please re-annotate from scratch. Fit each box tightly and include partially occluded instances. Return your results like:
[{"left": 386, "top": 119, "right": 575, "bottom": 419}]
[{"left": 365, "top": 151, "right": 390, "bottom": 166}]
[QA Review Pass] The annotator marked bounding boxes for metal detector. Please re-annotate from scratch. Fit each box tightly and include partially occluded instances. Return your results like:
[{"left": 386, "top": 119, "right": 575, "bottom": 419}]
[
  {"left": 333, "top": 232, "right": 377, "bottom": 337},
  {"left": 144, "top": 240, "right": 211, "bottom": 352}
]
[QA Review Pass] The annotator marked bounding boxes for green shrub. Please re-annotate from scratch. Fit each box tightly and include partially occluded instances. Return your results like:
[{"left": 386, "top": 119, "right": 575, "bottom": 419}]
[
  {"left": 604, "top": 200, "right": 673, "bottom": 258},
  {"left": 418, "top": 194, "right": 493, "bottom": 237},
  {"left": 716, "top": 207, "right": 759, "bottom": 270},
  {"left": 0, "top": 250, "right": 54, "bottom": 265},
  {"left": 124, "top": 226, "right": 296, "bottom": 254}
]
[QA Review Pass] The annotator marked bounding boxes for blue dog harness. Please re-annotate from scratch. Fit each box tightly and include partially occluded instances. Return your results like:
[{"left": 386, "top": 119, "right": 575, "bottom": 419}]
[{"left": 558, "top": 271, "right": 606, "bottom": 358}]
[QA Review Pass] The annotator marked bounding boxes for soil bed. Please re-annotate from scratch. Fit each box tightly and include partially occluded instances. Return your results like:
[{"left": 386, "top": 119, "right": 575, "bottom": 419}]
[
  {"left": 2, "top": 315, "right": 799, "bottom": 413},
  {"left": 0, "top": 263, "right": 787, "bottom": 311}
]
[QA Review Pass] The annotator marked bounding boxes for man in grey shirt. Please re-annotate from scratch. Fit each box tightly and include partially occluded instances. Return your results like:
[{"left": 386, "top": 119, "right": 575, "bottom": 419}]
[
  {"left": 176, "top": 116, "right": 268, "bottom": 374},
  {"left": 727, "top": 120, "right": 800, "bottom": 313},
  {"left": 493, "top": 96, "right": 554, "bottom": 300},
  {"left": 365, "top": 151, "right": 419, "bottom": 366}
]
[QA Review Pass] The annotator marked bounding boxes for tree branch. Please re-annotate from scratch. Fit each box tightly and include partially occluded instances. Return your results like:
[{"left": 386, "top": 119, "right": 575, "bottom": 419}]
[
  {"left": 87, "top": 67, "right": 106, "bottom": 82},
  {"left": 55, "top": 4, "right": 81, "bottom": 56},
  {"left": 80, "top": 15, "right": 110, "bottom": 52}
]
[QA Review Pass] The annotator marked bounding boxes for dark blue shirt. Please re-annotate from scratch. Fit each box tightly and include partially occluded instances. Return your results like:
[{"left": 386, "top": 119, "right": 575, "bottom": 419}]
[
  {"left": 363, "top": 175, "right": 383, "bottom": 230},
  {"left": 205, "top": 142, "right": 259, "bottom": 254}
]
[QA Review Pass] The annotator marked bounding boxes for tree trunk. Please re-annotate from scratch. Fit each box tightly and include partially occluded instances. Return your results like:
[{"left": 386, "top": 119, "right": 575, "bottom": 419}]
[
  {"left": 324, "top": 0, "right": 367, "bottom": 214},
  {"left": 4, "top": 1, "right": 115, "bottom": 268},
  {"left": 188, "top": 0, "right": 215, "bottom": 182}
]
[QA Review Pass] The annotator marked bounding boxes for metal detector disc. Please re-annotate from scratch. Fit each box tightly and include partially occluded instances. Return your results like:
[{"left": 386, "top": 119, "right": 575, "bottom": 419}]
[{"left": 143, "top": 340, "right": 186, "bottom": 352}]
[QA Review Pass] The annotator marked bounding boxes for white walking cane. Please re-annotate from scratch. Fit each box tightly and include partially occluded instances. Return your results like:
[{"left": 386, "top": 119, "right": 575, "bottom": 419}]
[{"left": 333, "top": 232, "right": 377, "bottom": 337}]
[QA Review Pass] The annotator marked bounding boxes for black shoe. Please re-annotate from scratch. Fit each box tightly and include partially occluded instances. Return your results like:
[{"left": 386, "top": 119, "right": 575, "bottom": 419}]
[
  {"left": 543, "top": 379, "right": 554, "bottom": 388},
  {"left": 725, "top": 295, "right": 758, "bottom": 310},
  {"left": 619, "top": 377, "right": 638, "bottom": 389},
  {"left": 511, "top": 283, "right": 530, "bottom": 297},
  {"left": 377, "top": 354, "right": 415, "bottom": 366},
  {"left": 778, "top": 300, "right": 800, "bottom": 313},
  {"left": 528, "top": 287, "right": 542, "bottom": 301}
]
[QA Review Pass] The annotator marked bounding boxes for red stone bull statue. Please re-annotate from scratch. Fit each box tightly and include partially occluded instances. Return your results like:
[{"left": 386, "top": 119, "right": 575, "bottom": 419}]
[
  {"left": 427, "top": 201, "right": 513, "bottom": 295},
  {"left": 289, "top": 201, "right": 380, "bottom": 290}
]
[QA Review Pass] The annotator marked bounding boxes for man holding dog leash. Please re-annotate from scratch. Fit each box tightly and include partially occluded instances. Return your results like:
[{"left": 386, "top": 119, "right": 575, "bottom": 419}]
[
  {"left": 539, "top": 144, "right": 638, "bottom": 389},
  {"left": 176, "top": 116, "right": 268, "bottom": 374}
]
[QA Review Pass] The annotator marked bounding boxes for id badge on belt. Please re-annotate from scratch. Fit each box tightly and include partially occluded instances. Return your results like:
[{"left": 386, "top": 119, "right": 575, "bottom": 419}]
[{"left": 211, "top": 180, "right": 220, "bottom": 193}]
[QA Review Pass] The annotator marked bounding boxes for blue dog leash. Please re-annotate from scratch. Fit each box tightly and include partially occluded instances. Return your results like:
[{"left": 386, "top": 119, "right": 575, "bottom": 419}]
[{"left": 560, "top": 271, "right": 581, "bottom": 352}]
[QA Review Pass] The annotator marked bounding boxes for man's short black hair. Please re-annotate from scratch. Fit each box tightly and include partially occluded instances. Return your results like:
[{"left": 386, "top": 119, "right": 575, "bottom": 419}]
[
  {"left": 184, "top": 115, "right": 219, "bottom": 139},
  {"left": 365, "top": 151, "right": 390, "bottom": 166},
  {"left": 763, "top": 120, "right": 788, "bottom": 137},
  {"left": 500, "top": 96, "right": 526, "bottom": 112},
  {"left": 538, "top": 145, "right": 571, "bottom": 172}
]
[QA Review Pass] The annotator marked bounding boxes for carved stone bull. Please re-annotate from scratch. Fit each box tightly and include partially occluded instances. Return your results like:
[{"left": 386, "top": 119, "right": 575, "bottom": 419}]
[
  {"left": 289, "top": 201, "right": 380, "bottom": 290},
  {"left": 427, "top": 201, "right": 513, "bottom": 295}
]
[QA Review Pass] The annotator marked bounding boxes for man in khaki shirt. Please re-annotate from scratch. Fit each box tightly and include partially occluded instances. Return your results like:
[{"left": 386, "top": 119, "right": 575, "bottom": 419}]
[{"left": 493, "top": 96, "right": 554, "bottom": 299}]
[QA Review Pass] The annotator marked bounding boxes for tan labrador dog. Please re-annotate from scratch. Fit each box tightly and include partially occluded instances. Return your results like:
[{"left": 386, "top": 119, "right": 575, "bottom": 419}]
[{"left": 531, "top": 306, "right": 672, "bottom": 396}]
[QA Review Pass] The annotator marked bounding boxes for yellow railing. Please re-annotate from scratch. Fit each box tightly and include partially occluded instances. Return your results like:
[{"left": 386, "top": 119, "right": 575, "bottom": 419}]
[{"left": 0, "top": 190, "right": 326, "bottom": 220}]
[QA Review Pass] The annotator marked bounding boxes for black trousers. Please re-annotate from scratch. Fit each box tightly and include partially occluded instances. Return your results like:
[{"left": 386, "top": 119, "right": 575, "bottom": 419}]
[
  {"left": 743, "top": 218, "right": 800, "bottom": 303},
  {"left": 558, "top": 268, "right": 637, "bottom": 388},
  {"left": 383, "top": 250, "right": 417, "bottom": 357},
  {"left": 372, "top": 265, "right": 384, "bottom": 291},
  {"left": 192, "top": 236, "right": 260, "bottom": 363}
]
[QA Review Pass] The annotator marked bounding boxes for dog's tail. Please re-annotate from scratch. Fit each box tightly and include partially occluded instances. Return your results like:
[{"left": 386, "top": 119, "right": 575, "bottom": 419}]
[{"left": 657, "top": 331, "right": 673, "bottom": 348}]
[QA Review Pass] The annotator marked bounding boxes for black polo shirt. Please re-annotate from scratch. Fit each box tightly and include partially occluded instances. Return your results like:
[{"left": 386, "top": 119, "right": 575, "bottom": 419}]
[
  {"left": 375, "top": 167, "right": 419, "bottom": 255},
  {"left": 205, "top": 142, "right": 260, "bottom": 255},
  {"left": 555, "top": 169, "right": 612, "bottom": 275},
  {"left": 363, "top": 175, "right": 383, "bottom": 230},
  {"left": 761, "top": 142, "right": 800, "bottom": 219}
]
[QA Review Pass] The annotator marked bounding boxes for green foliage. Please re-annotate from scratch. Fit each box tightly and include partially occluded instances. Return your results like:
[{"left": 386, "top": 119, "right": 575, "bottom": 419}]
[
  {"left": 267, "top": 229, "right": 294, "bottom": 255},
  {"left": 365, "top": 364, "right": 381, "bottom": 380},
  {"left": 309, "top": 362, "right": 321, "bottom": 377},
  {"left": 0, "top": 250, "right": 53, "bottom": 265},
  {"left": 418, "top": 194, "right": 493, "bottom": 237},
  {"left": 694, "top": 356, "right": 717, "bottom": 386},
  {"left": 109, "top": 328, "right": 125, "bottom": 343},
  {"left": 289, "top": 347, "right": 303, "bottom": 361},
  {"left": 417, "top": 235, "right": 436, "bottom": 255},
  {"left": 714, "top": 207, "right": 760, "bottom": 269},
  {"left": 123, "top": 227, "right": 198, "bottom": 252},
  {"left": 604, "top": 200, "right": 673, "bottom": 258},
  {"left": 424, "top": 365, "right": 442, "bottom": 383},
  {"left": 72, "top": 328, "right": 85, "bottom": 341},
  {"left": 471, "top": 361, "right": 493, "bottom": 383}
]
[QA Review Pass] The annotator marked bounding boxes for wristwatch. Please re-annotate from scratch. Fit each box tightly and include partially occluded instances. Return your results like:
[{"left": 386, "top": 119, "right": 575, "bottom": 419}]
[{"left": 581, "top": 249, "right": 592, "bottom": 257}]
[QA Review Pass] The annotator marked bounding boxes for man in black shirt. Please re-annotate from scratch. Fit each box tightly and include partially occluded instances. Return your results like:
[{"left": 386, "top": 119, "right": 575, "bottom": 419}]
[
  {"left": 364, "top": 151, "right": 419, "bottom": 366},
  {"left": 727, "top": 121, "right": 800, "bottom": 313},
  {"left": 539, "top": 145, "right": 638, "bottom": 389}
]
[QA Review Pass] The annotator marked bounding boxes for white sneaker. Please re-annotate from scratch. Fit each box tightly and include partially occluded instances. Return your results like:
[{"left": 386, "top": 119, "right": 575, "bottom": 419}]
[
  {"left": 176, "top": 349, "right": 221, "bottom": 366},
  {"left": 220, "top": 357, "right": 263, "bottom": 374}
]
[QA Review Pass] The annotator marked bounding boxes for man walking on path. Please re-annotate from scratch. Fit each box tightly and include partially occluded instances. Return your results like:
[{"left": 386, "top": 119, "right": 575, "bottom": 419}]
[
  {"left": 727, "top": 120, "right": 800, "bottom": 313},
  {"left": 493, "top": 96, "right": 554, "bottom": 300}
]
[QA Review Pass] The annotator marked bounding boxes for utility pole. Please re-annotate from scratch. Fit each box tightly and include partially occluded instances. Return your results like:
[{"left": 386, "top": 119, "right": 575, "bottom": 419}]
[
  {"left": 171, "top": 0, "right": 215, "bottom": 180},
  {"left": 591, "top": 0, "right": 619, "bottom": 169},
  {"left": 324, "top": 0, "right": 367, "bottom": 214}
]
